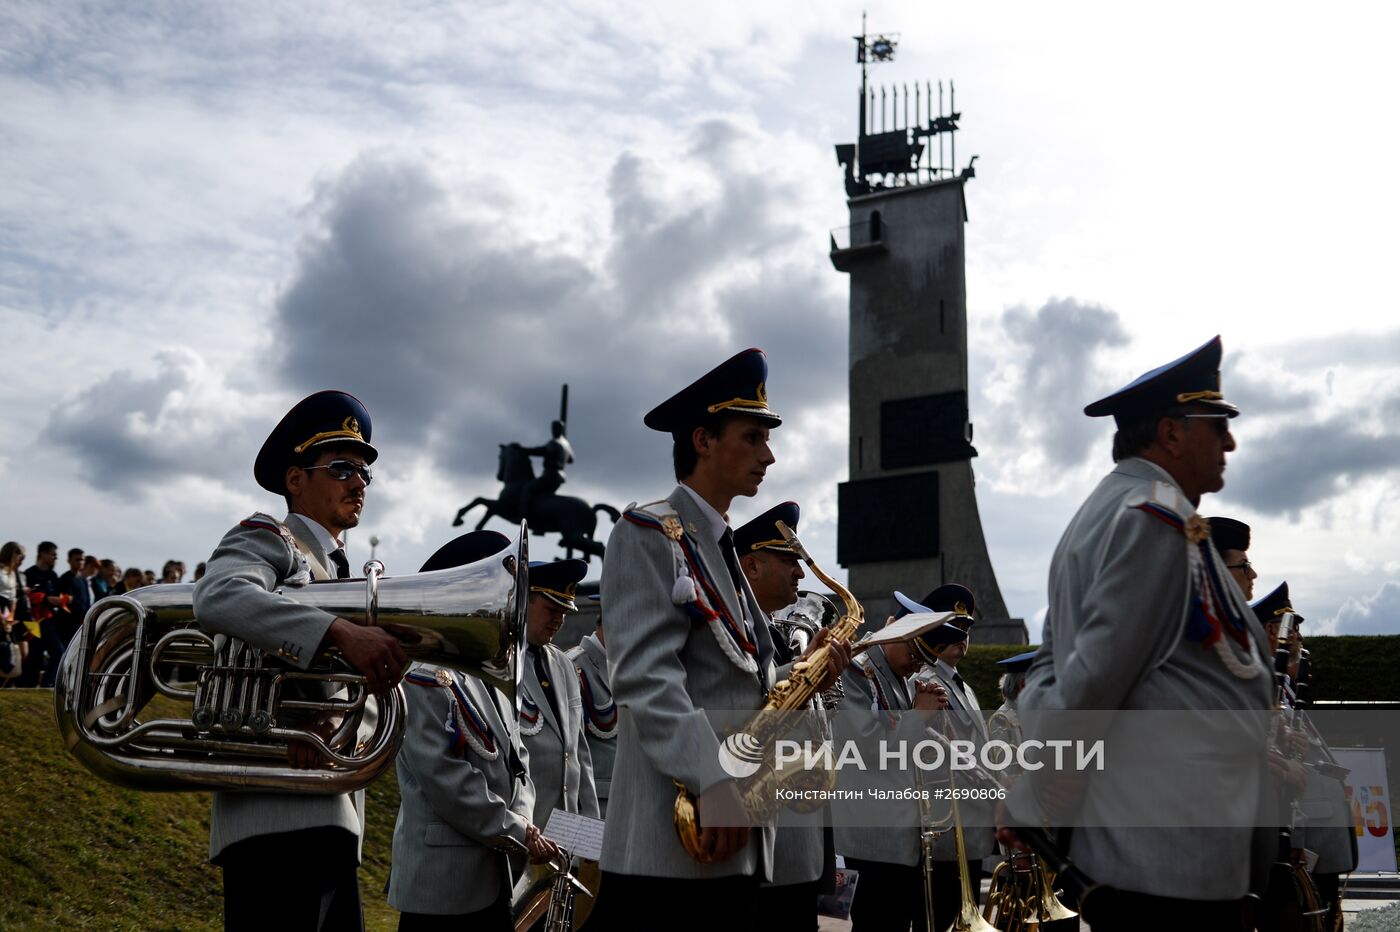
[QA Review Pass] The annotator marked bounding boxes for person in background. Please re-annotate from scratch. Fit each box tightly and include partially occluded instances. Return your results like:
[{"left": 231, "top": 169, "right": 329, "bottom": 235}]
[
  {"left": 0, "top": 542, "right": 26, "bottom": 621},
  {"left": 57, "top": 547, "right": 92, "bottom": 645},
  {"left": 0, "top": 542, "right": 30, "bottom": 686},
  {"left": 22, "top": 541, "right": 64, "bottom": 687},
  {"left": 567, "top": 596, "right": 615, "bottom": 819},
  {"left": 1209, "top": 516, "right": 1255, "bottom": 600},
  {"left": 388, "top": 532, "right": 557, "bottom": 931},
  {"left": 115, "top": 568, "right": 145, "bottom": 594},
  {"left": 93, "top": 559, "right": 118, "bottom": 600}
]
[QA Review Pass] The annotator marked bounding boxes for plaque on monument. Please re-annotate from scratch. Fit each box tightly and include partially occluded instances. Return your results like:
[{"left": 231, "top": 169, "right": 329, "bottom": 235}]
[
  {"left": 880, "top": 391, "right": 977, "bottom": 469},
  {"left": 836, "top": 472, "right": 939, "bottom": 565}
]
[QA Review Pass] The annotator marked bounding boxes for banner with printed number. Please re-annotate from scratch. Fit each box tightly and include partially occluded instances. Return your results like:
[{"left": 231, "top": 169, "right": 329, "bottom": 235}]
[{"left": 1332, "top": 748, "right": 1397, "bottom": 872}]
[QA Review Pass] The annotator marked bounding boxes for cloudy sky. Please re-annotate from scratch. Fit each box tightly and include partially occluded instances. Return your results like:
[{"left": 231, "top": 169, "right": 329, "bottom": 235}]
[{"left": 4, "top": 1, "right": 1398, "bottom": 640}]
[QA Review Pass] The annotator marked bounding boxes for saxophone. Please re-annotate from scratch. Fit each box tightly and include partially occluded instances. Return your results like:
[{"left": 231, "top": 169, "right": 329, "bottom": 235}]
[
  {"left": 511, "top": 844, "right": 594, "bottom": 932},
  {"left": 672, "top": 520, "right": 862, "bottom": 861}
]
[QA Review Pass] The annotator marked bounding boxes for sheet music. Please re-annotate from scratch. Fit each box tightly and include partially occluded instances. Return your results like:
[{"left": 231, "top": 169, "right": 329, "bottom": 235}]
[
  {"left": 542, "top": 809, "right": 606, "bottom": 861},
  {"left": 859, "top": 611, "right": 953, "bottom": 647}
]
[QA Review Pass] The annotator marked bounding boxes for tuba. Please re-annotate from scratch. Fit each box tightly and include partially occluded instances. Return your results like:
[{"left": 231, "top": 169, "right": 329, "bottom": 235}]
[{"left": 54, "top": 526, "right": 528, "bottom": 794}]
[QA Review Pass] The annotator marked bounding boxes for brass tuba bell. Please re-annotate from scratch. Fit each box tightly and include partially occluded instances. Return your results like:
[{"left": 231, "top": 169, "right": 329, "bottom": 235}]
[{"left": 54, "top": 525, "right": 528, "bottom": 794}]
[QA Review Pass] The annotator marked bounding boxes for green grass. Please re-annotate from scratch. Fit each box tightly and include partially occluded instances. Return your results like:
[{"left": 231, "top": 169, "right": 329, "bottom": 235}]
[{"left": 0, "top": 689, "right": 403, "bottom": 930}]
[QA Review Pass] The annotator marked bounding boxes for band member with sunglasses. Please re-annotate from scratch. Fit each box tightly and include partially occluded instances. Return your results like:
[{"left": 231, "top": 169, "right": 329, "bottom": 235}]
[
  {"left": 1001, "top": 338, "right": 1274, "bottom": 931},
  {"left": 1208, "top": 517, "right": 1255, "bottom": 600},
  {"left": 194, "top": 390, "right": 407, "bottom": 931}
]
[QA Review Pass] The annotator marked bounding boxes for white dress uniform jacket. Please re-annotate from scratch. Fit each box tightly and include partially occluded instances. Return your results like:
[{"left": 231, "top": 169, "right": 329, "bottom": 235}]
[
  {"left": 519, "top": 642, "right": 600, "bottom": 828},
  {"left": 599, "top": 485, "right": 782, "bottom": 880},
  {"left": 192, "top": 512, "right": 363, "bottom": 860},
  {"left": 1011, "top": 457, "right": 1274, "bottom": 899},
  {"left": 833, "top": 647, "right": 920, "bottom": 866},
  {"left": 388, "top": 666, "right": 536, "bottom": 915},
  {"left": 568, "top": 632, "right": 617, "bottom": 817}
]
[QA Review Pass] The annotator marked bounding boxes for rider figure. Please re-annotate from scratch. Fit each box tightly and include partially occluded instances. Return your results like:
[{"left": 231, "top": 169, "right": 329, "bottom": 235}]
[{"left": 518, "top": 419, "right": 574, "bottom": 522}]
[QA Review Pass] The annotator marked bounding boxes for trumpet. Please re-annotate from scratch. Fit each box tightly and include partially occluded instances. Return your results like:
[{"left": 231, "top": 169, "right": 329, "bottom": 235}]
[{"left": 54, "top": 526, "right": 527, "bottom": 794}]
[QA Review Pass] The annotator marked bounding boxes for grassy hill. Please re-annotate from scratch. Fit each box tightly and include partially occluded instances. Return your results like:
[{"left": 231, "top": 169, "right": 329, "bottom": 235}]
[{"left": 0, "top": 689, "right": 402, "bottom": 930}]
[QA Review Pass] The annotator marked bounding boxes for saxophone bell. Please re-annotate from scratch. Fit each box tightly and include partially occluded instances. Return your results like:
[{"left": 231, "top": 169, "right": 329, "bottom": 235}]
[{"left": 673, "top": 521, "right": 864, "bottom": 859}]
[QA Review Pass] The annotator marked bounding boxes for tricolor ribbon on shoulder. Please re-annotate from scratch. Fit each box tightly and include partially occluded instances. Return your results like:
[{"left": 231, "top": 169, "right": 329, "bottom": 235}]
[
  {"left": 519, "top": 689, "right": 544, "bottom": 736},
  {"left": 576, "top": 666, "right": 618, "bottom": 739},
  {"left": 1132, "top": 503, "right": 1263, "bottom": 681},
  {"left": 406, "top": 669, "right": 500, "bottom": 760},
  {"left": 623, "top": 507, "right": 759, "bottom": 675}
]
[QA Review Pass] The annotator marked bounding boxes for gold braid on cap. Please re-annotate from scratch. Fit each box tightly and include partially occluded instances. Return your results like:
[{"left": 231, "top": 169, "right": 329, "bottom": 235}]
[
  {"left": 1175, "top": 390, "right": 1224, "bottom": 404},
  {"left": 531, "top": 585, "right": 578, "bottom": 602},
  {"left": 294, "top": 416, "right": 366, "bottom": 453},
  {"left": 1273, "top": 606, "right": 1296, "bottom": 617},
  {"left": 707, "top": 381, "right": 768, "bottom": 414}
]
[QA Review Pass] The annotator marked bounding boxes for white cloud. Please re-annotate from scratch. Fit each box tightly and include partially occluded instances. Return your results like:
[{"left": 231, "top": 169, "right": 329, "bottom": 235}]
[
  {"left": 5, "top": 1, "right": 1400, "bottom": 633},
  {"left": 1327, "top": 581, "right": 1400, "bottom": 637}
]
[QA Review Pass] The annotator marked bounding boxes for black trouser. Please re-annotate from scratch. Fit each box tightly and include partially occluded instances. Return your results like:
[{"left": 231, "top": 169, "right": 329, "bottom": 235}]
[
  {"left": 217, "top": 826, "right": 363, "bottom": 932},
  {"left": 1082, "top": 889, "right": 1253, "bottom": 932},
  {"left": 755, "top": 879, "right": 820, "bottom": 930},
  {"left": 843, "top": 858, "right": 923, "bottom": 932},
  {"left": 398, "top": 891, "right": 512, "bottom": 932},
  {"left": 599, "top": 871, "right": 759, "bottom": 932},
  {"left": 17, "top": 621, "right": 64, "bottom": 687}
]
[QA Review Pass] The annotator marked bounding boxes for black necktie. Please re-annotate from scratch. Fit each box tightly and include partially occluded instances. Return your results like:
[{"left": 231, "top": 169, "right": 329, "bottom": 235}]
[
  {"left": 894, "top": 669, "right": 912, "bottom": 708},
  {"left": 530, "top": 646, "right": 562, "bottom": 726},
  {"left": 482, "top": 682, "right": 528, "bottom": 782},
  {"left": 952, "top": 672, "right": 967, "bottom": 694},
  {"left": 718, "top": 528, "right": 744, "bottom": 592},
  {"left": 718, "top": 529, "right": 754, "bottom": 636},
  {"left": 328, "top": 548, "right": 350, "bottom": 580}
]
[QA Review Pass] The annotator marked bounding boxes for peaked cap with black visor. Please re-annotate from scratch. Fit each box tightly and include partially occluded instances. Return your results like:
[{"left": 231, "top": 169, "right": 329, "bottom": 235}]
[
  {"left": 997, "top": 650, "right": 1038, "bottom": 675},
  {"left": 420, "top": 531, "right": 511, "bottom": 573},
  {"left": 1208, "top": 517, "right": 1251, "bottom": 554},
  {"left": 255, "top": 390, "right": 378, "bottom": 494},
  {"left": 528, "top": 560, "right": 588, "bottom": 613},
  {"left": 1084, "top": 336, "right": 1239, "bottom": 427},
  {"left": 1251, "top": 581, "right": 1301, "bottom": 627},
  {"left": 895, "top": 583, "right": 975, "bottom": 663},
  {"left": 734, "top": 501, "right": 801, "bottom": 556},
  {"left": 644, "top": 348, "right": 782, "bottom": 435}
]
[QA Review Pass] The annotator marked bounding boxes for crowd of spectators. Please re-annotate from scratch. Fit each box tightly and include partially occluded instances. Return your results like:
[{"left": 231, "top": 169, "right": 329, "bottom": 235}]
[{"left": 0, "top": 540, "right": 205, "bottom": 688}]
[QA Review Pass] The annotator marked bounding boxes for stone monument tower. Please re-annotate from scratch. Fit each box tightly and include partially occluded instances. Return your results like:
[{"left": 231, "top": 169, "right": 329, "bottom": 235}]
[{"left": 831, "top": 21, "right": 1025, "bottom": 643}]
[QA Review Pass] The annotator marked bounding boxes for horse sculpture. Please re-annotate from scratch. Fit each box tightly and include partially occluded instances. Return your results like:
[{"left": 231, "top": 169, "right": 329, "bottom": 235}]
[{"left": 453, "top": 443, "right": 619, "bottom": 562}]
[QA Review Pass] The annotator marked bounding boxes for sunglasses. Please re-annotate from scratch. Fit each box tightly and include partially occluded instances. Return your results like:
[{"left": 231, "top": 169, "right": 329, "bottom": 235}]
[
  {"left": 303, "top": 460, "right": 373, "bottom": 485},
  {"left": 1178, "top": 413, "right": 1233, "bottom": 436}
]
